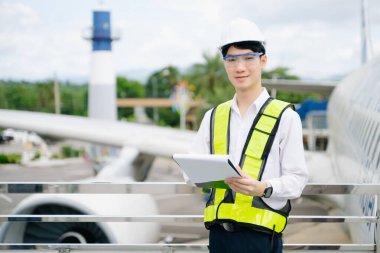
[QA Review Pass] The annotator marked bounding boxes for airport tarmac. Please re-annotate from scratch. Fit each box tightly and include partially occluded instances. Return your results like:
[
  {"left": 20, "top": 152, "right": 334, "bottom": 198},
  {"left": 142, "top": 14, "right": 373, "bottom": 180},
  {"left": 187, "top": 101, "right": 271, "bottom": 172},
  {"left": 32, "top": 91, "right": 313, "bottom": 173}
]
[{"left": 0, "top": 151, "right": 351, "bottom": 245}]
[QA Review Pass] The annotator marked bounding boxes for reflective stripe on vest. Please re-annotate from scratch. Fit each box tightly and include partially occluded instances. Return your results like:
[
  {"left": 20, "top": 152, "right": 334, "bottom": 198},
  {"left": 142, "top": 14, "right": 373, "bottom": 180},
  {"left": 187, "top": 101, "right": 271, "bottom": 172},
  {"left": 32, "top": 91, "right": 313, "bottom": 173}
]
[{"left": 204, "top": 98, "right": 293, "bottom": 234}]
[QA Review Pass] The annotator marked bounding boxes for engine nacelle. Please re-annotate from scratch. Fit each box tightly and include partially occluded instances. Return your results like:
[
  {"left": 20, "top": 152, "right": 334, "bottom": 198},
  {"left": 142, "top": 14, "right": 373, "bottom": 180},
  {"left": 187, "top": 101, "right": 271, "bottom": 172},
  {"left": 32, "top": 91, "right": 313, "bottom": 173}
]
[{"left": 0, "top": 194, "right": 160, "bottom": 243}]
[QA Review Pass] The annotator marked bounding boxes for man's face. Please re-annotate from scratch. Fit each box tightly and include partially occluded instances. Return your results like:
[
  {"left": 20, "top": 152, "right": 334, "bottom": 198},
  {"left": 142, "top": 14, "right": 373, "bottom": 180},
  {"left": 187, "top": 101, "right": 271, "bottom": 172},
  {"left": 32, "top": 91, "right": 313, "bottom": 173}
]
[{"left": 224, "top": 46, "right": 267, "bottom": 92}]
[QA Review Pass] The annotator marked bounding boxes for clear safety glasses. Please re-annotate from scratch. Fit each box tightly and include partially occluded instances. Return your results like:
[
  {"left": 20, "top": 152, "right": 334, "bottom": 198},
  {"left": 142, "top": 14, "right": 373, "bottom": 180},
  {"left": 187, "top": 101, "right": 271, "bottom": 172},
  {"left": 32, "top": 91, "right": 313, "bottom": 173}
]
[{"left": 223, "top": 52, "right": 263, "bottom": 67}]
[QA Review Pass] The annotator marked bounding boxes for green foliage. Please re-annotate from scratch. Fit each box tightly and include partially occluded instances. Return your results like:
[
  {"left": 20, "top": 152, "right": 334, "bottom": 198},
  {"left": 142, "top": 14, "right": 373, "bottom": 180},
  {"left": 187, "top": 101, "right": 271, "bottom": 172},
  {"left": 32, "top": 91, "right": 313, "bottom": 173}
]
[
  {"left": 61, "top": 85, "right": 88, "bottom": 116},
  {"left": 262, "top": 67, "right": 321, "bottom": 103},
  {"left": 145, "top": 66, "right": 181, "bottom": 127},
  {"left": 0, "top": 80, "right": 88, "bottom": 115},
  {"left": 276, "top": 91, "right": 321, "bottom": 104},
  {"left": 0, "top": 77, "right": 144, "bottom": 120},
  {"left": 184, "top": 54, "right": 324, "bottom": 124},
  {"left": 145, "top": 66, "right": 180, "bottom": 97},
  {"left": 51, "top": 154, "right": 61, "bottom": 159},
  {"left": 35, "top": 82, "right": 55, "bottom": 112},
  {"left": 185, "top": 52, "right": 232, "bottom": 108},
  {"left": 182, "top": 52, "right": 235, "bottom": 125},
  {"left": 0, "top": 84, "right": 8, "bottom": 108},
  {"left": 0, "top": 57, "right": 319, "bottom": 128},
  {"left": 117, "top": 76, "right": 145, "bottom": 98},
  {"left": 1, "top": 81, "right": 39, "bottom": 111},
  {"left": 0, "top": 153, "right": 22, "bottom": 164},
  {"left": 143, "top": 53, "right": 316, "bottom": 127},
  {"left": 262, "top": 67, "right": 299, "bottom": 80},
  {"left": 61, "top": 145, "right": 82, "bottom": 158},
  {"left": 32, "top": 151, "right": 41, "bottom": 160},
  {"left": 117, "top": 76, "right": 145, "bottom": 120}
]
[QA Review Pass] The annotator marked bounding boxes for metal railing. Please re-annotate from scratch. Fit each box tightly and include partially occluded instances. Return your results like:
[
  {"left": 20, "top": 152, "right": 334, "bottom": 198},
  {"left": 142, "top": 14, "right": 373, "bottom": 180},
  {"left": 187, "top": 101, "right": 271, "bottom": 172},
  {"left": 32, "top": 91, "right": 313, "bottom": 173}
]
[{"left": 0, "top": 182, "right": 379, "bottom": 252}]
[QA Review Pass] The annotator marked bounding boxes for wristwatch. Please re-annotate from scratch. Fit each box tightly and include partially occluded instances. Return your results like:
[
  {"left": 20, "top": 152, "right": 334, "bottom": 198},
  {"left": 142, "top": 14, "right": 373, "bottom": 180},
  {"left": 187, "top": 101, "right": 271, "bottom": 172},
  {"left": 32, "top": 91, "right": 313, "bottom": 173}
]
[{"left": 263, "top": 186, "right": 273, "bottom": 198}]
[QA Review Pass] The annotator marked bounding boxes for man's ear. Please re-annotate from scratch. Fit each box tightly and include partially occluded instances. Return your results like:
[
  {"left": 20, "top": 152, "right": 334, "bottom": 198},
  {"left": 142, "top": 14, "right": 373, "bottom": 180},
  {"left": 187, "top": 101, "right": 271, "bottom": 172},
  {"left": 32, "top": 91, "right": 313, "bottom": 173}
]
[{"left": 260, "top": 54, "right": 267, "bottom": 69}]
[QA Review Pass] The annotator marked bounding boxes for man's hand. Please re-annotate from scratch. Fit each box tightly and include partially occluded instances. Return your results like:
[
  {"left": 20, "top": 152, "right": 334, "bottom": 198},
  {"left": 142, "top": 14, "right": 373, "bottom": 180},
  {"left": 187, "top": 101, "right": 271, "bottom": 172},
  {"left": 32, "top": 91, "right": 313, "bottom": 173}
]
[{"left": 224, "top": 165, "right": 267, "bottom": 197}]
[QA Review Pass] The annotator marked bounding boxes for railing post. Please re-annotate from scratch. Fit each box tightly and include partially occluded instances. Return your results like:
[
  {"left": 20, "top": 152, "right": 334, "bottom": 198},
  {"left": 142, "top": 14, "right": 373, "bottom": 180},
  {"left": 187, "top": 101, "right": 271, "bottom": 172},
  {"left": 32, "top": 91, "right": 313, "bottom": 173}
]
[{"left": 377, "top": 192, "right": 379, "bottom": 253}]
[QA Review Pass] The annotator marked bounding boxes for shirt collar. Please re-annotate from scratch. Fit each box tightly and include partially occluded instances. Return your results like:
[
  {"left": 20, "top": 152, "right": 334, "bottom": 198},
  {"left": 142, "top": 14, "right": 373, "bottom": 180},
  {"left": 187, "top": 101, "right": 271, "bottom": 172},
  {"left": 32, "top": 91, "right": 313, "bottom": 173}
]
[{"left": 231, "top": 88, "right": 270, "bottom": 116}]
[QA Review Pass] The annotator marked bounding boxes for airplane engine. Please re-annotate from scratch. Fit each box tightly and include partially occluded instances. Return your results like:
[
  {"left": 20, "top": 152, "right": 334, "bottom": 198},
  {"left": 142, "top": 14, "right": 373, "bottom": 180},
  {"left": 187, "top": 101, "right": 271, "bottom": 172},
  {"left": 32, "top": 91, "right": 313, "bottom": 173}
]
[{"left": 0, "top": 194, "right": 160, "bottom": 243}]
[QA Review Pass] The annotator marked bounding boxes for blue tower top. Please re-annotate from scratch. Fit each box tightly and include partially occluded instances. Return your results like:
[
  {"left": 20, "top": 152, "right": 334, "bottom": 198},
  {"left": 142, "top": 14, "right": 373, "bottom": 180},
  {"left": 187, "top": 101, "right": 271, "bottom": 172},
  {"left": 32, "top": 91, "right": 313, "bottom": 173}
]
[
  {"left": 83, "top": 4, "right": 120, "bottom": 51},
  {"left": 92, "top": 10, "right": 112, "bottom": 51}
]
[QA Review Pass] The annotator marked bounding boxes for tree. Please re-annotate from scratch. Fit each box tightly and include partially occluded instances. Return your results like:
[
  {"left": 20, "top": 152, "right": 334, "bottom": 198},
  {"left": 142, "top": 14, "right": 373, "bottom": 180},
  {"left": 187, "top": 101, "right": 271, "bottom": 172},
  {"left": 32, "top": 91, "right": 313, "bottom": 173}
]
[
  {"left": 0, "top": 83, "right": 7, "bottom": 108},
  {"left": 0, "top": 80, "right": 88, "bottom": 116},
  {"left": 145, "top": 66, "right": 181, "bottom": 126},
  {"left": 61, "top": 84, "right": 88, "bottom": 116},
  {"left": 262, "top": 67, "right": 299, "bottom": 80},
  {"left": 184, "top": 52, "right": 234, "bottom": 124},
  {"left": 35, "top": 82, "right": 55, "bottom": 113},
  {"left": 2, "top": 82, "right": 38, "bottom": 111},
  {"left": 117, "top": 76, "right": 145, "bottom": 120},
  {"left": 262, "top": 67, "right": 319, "bottom": 103},
  {"left": 185, "top": 52, "right": 233, "bottom": 107},
  {"left": 145, "top": 66, "right": 180, "bottom": 98}
]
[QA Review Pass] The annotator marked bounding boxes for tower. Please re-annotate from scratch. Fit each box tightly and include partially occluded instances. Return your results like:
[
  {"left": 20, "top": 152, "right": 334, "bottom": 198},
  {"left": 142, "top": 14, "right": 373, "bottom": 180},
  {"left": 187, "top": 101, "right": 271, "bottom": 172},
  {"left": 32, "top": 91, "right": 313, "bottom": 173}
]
[{"left": 83, "top": 3, "right": 120, "bottom": 120}]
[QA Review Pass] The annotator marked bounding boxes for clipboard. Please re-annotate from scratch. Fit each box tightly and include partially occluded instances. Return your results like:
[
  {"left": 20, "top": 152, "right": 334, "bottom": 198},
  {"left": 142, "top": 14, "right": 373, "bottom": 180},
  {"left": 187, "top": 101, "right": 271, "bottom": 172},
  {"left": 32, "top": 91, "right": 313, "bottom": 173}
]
[{"left": 172, "top": 154, "right": 241, "bottom": 189}]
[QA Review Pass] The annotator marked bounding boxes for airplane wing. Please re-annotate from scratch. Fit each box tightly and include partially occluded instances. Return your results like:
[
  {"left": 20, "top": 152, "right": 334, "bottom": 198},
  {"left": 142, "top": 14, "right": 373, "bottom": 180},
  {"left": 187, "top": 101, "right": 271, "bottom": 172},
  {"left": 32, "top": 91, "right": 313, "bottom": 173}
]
[{"left": 0, "top": 109, "right": 195, "bottom": 158}]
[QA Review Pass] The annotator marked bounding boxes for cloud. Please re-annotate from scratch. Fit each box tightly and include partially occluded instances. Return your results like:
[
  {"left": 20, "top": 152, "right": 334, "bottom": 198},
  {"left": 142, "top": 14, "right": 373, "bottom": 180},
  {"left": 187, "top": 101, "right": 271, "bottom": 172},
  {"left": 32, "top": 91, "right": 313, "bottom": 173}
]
[
  {"left": 265, "top": 20, "right": 361, "bottom": 79},
  {"left": 224, "top": 0, "right": 359, "bottom": 27},
  {"left": 0, "top": 2, "right": 89, "bottom": 80},
  {"left": 0, "top": 2, "right": 40, "bottom": 32},
  {"left": 0, "top": 0, "right": 379, "bottom": 81},
  {"left": 113, "top": 0, "right": 223, "bottom": 72},
  {"left": 214, "top": 0, "right": 379, "bottom": 79},
  {"left": 158, "top": 0, "right": 222, "bottom": 24}
]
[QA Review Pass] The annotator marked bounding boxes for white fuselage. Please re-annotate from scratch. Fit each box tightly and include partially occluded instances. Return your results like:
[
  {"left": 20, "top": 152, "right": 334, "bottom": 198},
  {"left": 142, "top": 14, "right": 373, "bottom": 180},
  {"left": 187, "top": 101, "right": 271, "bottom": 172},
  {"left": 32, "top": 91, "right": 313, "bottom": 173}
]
[{"left": 328, "top": 56, "right": 380, "bottom": 244}]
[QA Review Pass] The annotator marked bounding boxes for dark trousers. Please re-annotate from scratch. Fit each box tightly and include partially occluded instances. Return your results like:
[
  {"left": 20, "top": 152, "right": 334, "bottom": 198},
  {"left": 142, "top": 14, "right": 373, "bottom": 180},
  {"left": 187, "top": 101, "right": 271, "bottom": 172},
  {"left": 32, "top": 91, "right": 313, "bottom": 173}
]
[{"left": 208, "top": 225, "right": 283, "bottom": 253}]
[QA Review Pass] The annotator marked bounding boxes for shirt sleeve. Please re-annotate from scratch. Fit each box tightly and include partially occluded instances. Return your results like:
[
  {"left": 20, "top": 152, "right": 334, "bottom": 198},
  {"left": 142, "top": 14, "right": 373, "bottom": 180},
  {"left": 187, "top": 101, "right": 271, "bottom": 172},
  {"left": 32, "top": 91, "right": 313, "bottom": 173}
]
[
  {"left": 188, "top": 109, "right": 212, "bottom": 155},
  {"left": 267, "top": 109, "right": 309, "bottom": 199}
]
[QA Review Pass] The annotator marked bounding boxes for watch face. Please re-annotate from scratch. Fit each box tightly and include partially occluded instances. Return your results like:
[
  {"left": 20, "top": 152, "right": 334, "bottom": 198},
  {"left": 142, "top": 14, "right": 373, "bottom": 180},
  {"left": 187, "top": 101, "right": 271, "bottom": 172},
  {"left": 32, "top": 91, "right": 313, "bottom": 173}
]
[{"left": 264, "top": 186, "right": 273, "bottom": 198}]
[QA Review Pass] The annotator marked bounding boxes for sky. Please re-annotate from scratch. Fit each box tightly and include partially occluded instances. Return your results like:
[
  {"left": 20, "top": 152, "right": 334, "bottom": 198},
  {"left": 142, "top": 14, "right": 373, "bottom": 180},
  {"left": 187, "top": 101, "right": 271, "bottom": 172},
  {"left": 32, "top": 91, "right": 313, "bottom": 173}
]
[{"left": 0, "top": 0, "right": 379, "bottom": 83}]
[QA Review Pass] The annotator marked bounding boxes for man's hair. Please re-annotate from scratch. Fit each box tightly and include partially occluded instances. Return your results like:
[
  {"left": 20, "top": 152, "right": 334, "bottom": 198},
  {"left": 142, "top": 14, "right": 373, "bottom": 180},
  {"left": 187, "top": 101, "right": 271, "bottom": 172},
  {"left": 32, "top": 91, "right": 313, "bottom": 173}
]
[{"left": 221, "top": 41, "right": 266, "bottom": 57}]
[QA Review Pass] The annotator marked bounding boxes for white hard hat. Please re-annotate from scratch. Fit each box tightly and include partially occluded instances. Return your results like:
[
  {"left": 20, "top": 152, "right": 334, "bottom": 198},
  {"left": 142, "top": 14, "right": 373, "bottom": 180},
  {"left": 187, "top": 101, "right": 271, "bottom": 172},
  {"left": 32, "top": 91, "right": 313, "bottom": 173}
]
[{"left": 219, "top": 18, "right": 265, "bottom": 49}]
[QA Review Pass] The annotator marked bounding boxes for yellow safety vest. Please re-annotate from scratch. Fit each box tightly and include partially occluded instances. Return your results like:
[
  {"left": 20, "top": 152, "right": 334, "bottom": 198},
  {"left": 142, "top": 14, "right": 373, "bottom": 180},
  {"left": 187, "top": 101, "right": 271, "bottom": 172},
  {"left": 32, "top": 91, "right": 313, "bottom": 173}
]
[{"left": 204, "top": 97, "right": 293, "bottom": 234}]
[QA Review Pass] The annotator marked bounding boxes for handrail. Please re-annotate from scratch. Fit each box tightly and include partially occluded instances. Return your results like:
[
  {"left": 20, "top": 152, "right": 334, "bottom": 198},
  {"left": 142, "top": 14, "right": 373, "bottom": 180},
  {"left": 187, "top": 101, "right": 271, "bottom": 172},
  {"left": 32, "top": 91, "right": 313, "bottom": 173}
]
[
  {"left": 0, "top": 243, "right": 375, "bottom": 251},
  {"left": 1, "top": 182, "right": 379, "bottom": 194},
  {"left": 0, "top": 214, "right": 377, "bottom": 223},
  {"left": 0, "top": 182, "right": 379, "bottom": 252}
]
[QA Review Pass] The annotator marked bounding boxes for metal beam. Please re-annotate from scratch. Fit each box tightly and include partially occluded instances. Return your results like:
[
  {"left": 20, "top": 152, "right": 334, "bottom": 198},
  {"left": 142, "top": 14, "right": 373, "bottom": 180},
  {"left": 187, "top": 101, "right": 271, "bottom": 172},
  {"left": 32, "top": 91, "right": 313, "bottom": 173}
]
[
  {"left": 117, "top": 98, "right": 204, "bottom": 108},
  {"left": 1, "top": 183, "right": 379, "bottom": 195},
  {"left": 0, "top": 243, "right": 375, "bottom": 251},
  {"left": 0, "top": 215, "right": 376, "bottom": 223},
  {"left": 262, "top": 79, "right": 337, "bottom": 95}
]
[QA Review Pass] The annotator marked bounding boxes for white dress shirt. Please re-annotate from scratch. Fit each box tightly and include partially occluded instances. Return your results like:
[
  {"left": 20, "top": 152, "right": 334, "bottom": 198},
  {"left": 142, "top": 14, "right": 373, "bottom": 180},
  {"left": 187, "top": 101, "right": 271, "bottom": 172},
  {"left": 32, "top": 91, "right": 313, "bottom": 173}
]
[{"left": 189, "top": 88, "right": 308, "bottom": 209}]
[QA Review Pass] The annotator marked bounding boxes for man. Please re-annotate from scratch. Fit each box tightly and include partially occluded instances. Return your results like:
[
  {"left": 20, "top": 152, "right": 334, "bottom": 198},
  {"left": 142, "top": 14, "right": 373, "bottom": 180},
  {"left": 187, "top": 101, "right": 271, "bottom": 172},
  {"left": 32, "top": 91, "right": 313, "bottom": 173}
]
[{"left": 190, "top": 18, "right": 308, "bottom": 253}]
